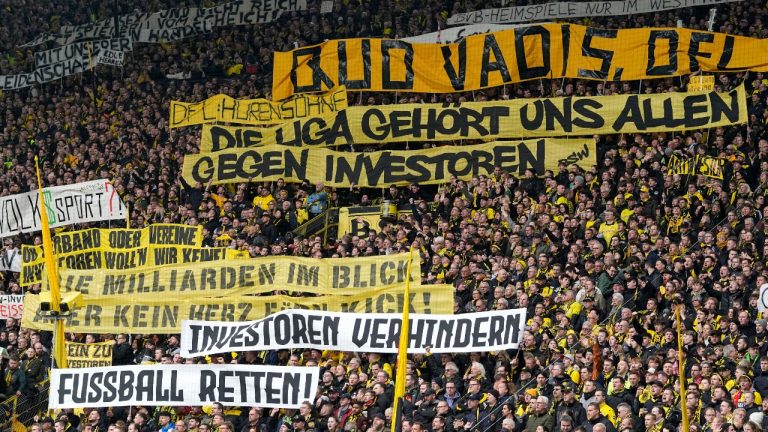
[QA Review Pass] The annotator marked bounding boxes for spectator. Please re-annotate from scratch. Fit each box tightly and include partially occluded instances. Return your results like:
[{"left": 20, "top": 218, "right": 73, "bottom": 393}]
[
  {"left": 527, "top": 396, "right": 556, "bottom": 432},
  {"left": 112, "top": 334, "right": 134, "bottom": 366},
  {"left": 157, "top": 412, "right": 174, "bottom": 432},
  {"left": 2, "top": 355, "right": 28, "bottom": 398}
]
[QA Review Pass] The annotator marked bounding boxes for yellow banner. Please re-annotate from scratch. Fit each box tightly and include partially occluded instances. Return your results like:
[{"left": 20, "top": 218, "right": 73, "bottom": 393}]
[
  {"left": 25, "top": 224, "right": 202, "bottom": 256},
  {"left": 51, "top": 253, "right": 421, "bottom": 298},
  {"left": 21, "top": 224, "right": 205, "bottom": 286},
  {"left": 272, "top": 24, "right": 768, "bottom": 99},
  {"left": 338, "top": 206, "right": 412, "bottom": 237},
  {"left": 688, "top": 75, "right": 714, "bottom": 92},
  {"left": 667, "top": 154, "right": 693, "bottom": 176},
  {"left": 169, "top": 87, "right": 349, "bottom": 128},
  {"left": 667, "top": 154, "right": 726, "bottom": 180},
  {"left": 183, "top": 138, "right": 596, "bottom": 187},
  {"left": 694, "top": 155, "right": 725, "bottom": 180},
  {"left": 22, "top": 245, "right": 249, "bottom": 286},
  {"left": 65, "top": 341, "right": 113, "bottom": 368},
  {"left": 21, "top": 284, "right": 453, "bottom": 334},
  {"left": 199, "top": 86, "right": 746, "bottom": 152}
]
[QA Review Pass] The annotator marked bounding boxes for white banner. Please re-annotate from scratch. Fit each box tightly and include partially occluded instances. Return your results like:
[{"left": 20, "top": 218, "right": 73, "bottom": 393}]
[
  {"left": 181, "top": 309, "right": 526, "bottom": 357},
  {"left": 447, "top": 0, "right": 742, "bottom": 25},
  {"left": 1, "top": 55, "right": 96, "bottom": 90},
  {"left": 0, "top": 179, "right": 126, "bottom": 238},
  {"left": 0, "top": 49, "right": 127, "bottom": 90},
  {"left": 320, "top": 0, "right": 334, "bottom": 14},
  {"left": 0, "top": 249, "right": 21, "bottom": 272},
  {"left": 97, "top": 50, "right": 125, "bottom": 67},
  {"left": 0, "top": 295, "right": 23, "bottom": 319},
  {"left": 760, "top": 284, "right": 768, "bottom": 314},
  {"left": 8, "top": 0, "right": 308, "bottom": 91},
  {"left": 21, "top": 0, "right": 307, "bottom": 47},
  {"left": 50, "top": 364, "right": 319, "bottom": 409},
  {"left": 401, "top": 23, "right": 545, "bottom": 44},
  {"left": 35, "top": 38, "right": 132, "bottom": 67}
]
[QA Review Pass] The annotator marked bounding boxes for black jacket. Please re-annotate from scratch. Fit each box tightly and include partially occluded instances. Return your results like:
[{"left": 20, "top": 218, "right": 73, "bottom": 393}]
[{"left": 112, "top": 342, "right": 134, "bottom": 366}]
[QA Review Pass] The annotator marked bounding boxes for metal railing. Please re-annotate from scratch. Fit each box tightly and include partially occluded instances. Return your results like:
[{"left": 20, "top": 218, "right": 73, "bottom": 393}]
[
  {"left": 0, "top": 379, "right": 50, "bottom": 432},
  {"left": 292, "top": 207, "right": 339, "bottom": 246}
]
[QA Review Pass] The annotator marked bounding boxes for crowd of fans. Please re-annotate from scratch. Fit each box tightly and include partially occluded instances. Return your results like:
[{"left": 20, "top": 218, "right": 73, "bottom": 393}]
[{"left": 1, "top": 0, "right": 768, "bottom": 432}]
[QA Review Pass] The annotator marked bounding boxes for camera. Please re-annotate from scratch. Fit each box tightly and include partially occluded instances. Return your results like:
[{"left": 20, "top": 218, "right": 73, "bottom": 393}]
[{"left": 39, "top": 291, "right": 83, "bottom": 315}]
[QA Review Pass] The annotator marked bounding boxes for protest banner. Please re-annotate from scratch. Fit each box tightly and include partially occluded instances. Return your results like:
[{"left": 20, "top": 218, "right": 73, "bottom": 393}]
[
  {"left": 24, "top": 223, "right": 202, "bottom": 257},
  {"left": 183, "top": 138, "right": 596, "bottom": 187},
  {"left": 198, "top": 86, "right": 746, "bottom": 152},
  {"left": 21, "top": 224, "right": 203, "bottom": 285},
  {"left": 181, "top": 308, "right": 527, "bottom": 357},
  {"left": 0, "top": 295, "right": 23, "bottom": 319},
  {"left": 49, "top": 253, "right": 421, "bottom": 297},
  {"left": 694, "top": 155, "right": 726, "bottom": 179},
  {"left": 688, "top": 75, "right": 715, "bottom": 92},
  {"left": 22, "top": 284, "right": 454, "bottom": 334},
  {"left": 34, "top": 38, "right": 132, "bottom": 67},
  {"left": 667, "top": 154, "right": 726, "bottom": 179},
  {"left": 65, "top": 341, "right": 114, "bottom": 368},
  {"left": 0, "top": 180, "right": 125, "bottom": 238},
  {"left": 338, "top": 206, "right": 413, "bottom": 237},
  {"left": 667, "top": 154, "right": 693, "bottom": 176},
  {"left": 21, "top": 0, "right": 307, "bottom": 48},
  {"left": 170, "top": 87, "right": 349, "bottom": 128},
  {"left": 0, "top": 249, "right": 21, "bottom": 272},
  {"left": 446, "top": 0, "right": 741, "bottom": 25},
  {"left": 272, "top": 24, "right": 768, "bottom": 99},
  {"left": 3, "top": 0, "right": 309, "bottom": 91},
  {"left": 50, "top": 364, "right": 319, "bottom": 409},
  {"left": 0, "top": 47, "right": 132, "bottom": 90},
  {"left": 320, "top": 0, "right": 334, "bottom": 13},
  {"left": 22, "top": 245, "right": 248, "bottom": 286},
  {"left": 97, "top": 50, "right": 125, "bottom": 67},
  {"left": 402, "top": 24, "right": 545, "bottom": 44}
]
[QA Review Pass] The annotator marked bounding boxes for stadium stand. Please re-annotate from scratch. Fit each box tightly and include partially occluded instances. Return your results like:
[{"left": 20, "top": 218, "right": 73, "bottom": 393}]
[{"left": 1, "top": 1, "right": 768, "bottom": 432}]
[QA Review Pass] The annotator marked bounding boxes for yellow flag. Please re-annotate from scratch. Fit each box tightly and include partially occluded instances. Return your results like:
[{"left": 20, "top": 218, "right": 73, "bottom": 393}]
[
  {"left": 34, "top": 156, "right": 67, "bottom": 369},
  {"left": 391, "top": 248, "right": 414, "bottom": 432}
]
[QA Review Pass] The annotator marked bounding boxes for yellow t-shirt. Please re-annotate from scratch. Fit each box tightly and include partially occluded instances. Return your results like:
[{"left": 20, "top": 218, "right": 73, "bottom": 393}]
[{"left": 599, "top": 221, "right": 619, "bottom": 244}]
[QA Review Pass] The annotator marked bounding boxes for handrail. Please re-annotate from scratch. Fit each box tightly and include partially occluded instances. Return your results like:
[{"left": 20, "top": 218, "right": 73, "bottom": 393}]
[
  {"left": 292, "top": 207, "right": 340, "bottom": 246},
  {"left": 0, "top": 379, "right": 51, "bottom": 431}
]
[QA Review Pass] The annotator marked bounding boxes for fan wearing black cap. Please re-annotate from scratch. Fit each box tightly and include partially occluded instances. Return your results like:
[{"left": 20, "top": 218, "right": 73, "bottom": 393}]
[
  {"left": 462, "top": 393, "right": 487, "bottom": 428},
  {"left": 412, "top": 388, "right": 438, "bottom": 424},
  {"left": 290, "top": 416, "right": 306, "bottom": 432},
  {"left": 556, "top": 381, "right": 587, "bottom": 427},
  {"left": 475, "top": 390, "right": 502, "bottom": 432}
]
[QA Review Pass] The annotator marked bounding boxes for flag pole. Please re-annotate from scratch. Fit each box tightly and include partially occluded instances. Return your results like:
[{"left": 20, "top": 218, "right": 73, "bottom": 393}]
[
  {"left": 34, "top": 156, "right": 67, "bottom": 369},
  {"left": 676, "top": 303, "right": 688, "bottom": 431},
  {"left": 391, "top": 247, "right": 414, "bottom": 432}
]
